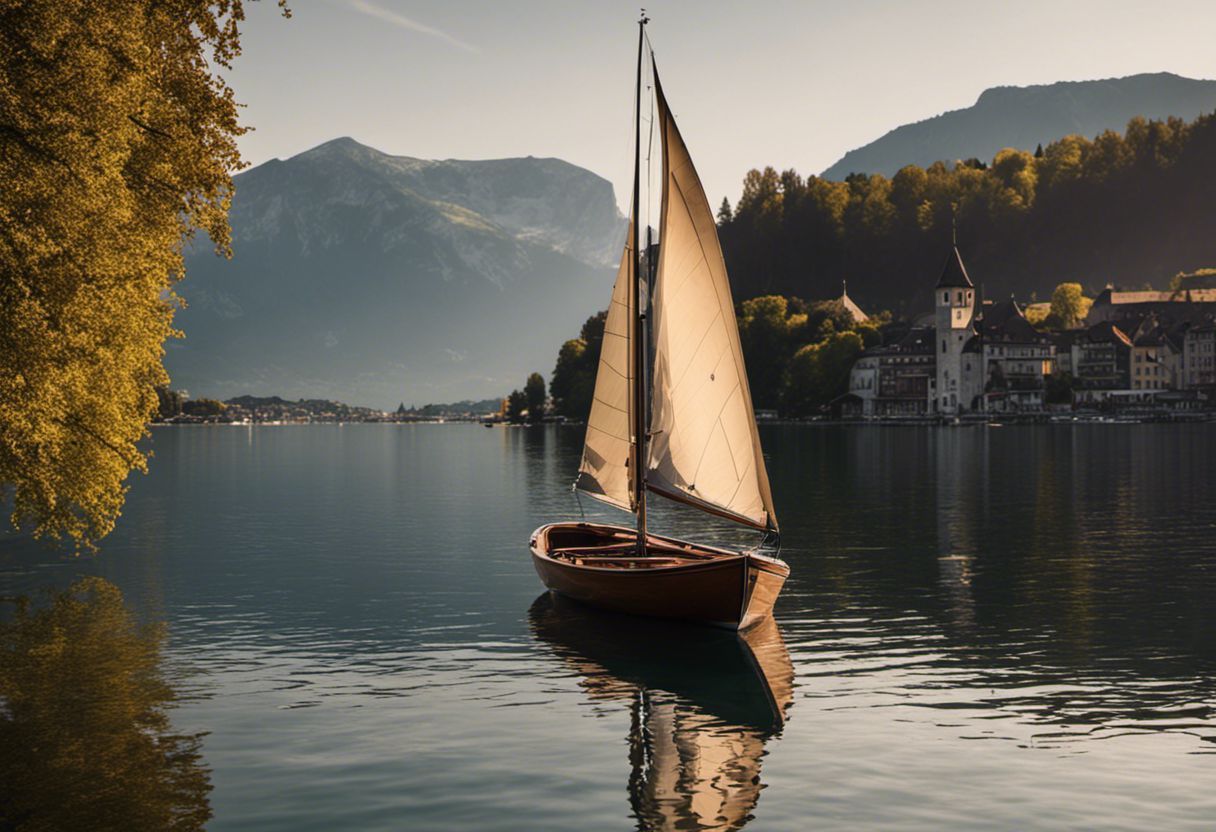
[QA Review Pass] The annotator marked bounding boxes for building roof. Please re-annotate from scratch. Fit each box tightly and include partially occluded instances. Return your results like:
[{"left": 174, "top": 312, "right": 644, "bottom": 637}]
[
  {"left": 837, "top": 281, "right": 869, "bottom": 323},
  {"left": 1094, "top": 287, "right": 1216, "bottom": 306},
  {"left": 977, "top": 299, "right": 1048, "bottom": 343},
  {"left": 1085, "top": 320, "right": 1133, "bottom": 347},
  {"left": 864, "top": 325, "right": 934, "bottom": 356},
  {"left": 936, "top": 246, "right": 974, "bottom": 289}
]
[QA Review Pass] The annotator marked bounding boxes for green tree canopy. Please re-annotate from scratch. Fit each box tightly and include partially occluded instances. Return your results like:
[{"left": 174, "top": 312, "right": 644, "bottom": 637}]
[
  {"left": 549, "top": 312, "right": 606, "bottom": 421},
  {"left": 738, "top": 296, "right": 806, "bottom": 410},
  {"left": 1, "top": 0, "right": 287, "bottom": 550},
  {"left": 1048, "top": 282, "right": 1090, "bottom": 329},
  {"left": 783, "top": 330, "right": 864, "bottom": 416},
  {"left": 505, "top": 390, "right": 527, "bottom": 424},
  {"left": 524, "top": 372, "right": 547, "bottom": 423},
  {"left": 719, "top": 111, "right": 1216, "bottom": 312}
]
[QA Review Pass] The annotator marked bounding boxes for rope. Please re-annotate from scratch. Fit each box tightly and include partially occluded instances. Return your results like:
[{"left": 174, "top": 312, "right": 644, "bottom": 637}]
[{"left": 572, "top": 481, "right": 586, "bottom": 522}]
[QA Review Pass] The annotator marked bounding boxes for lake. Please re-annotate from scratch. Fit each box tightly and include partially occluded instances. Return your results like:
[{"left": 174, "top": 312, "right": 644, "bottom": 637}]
[{"left": 2, "top": 423, "right": 1215, "bottom": 830}]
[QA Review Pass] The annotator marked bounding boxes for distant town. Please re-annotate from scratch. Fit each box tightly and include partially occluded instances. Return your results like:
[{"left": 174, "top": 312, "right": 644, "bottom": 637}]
[
  {"left": 156, "top": 259, "right": 1216, "bottom": 428},
  {"left": 152, "top": 393, "right": 505, "bottom": 425},
  {"left": 839, "top": 255, "right": 1216, "bottom": 422}
]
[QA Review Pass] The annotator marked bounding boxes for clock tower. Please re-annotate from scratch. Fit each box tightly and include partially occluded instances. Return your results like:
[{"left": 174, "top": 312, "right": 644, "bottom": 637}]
[{"left": 934, "top": 245, "right": 976, "bottom": 416}]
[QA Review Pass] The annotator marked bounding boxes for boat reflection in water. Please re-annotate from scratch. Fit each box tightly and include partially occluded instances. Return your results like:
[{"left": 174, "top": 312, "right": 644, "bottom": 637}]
[
  {"left": 529, "top": 593, "right": 793, "bottom": 831},
  {"left": 0, "top": 578, "right": 212, "bottom": 831}
]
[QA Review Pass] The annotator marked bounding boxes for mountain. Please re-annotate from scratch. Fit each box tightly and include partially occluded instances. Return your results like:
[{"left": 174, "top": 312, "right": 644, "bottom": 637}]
[
  {"left": 166, "top": 138, "right": 624, "bottom": 408},
  {"left": 822, "top": 72, "right": 1216, "bottom": 180}
]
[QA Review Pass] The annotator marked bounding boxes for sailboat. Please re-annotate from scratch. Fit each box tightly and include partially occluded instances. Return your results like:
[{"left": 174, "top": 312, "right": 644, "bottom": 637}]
[{"left": 529, "top": 18, "right": 789, "bottom": 630}]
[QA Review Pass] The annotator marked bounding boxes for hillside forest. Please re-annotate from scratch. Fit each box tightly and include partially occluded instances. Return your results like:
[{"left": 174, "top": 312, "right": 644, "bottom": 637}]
[
  {"left": 533, "top": 110, "right": 1216, "bottom": 420},
  {"left": 718, "top": 111, "right": 1216, "bottom": 315}
]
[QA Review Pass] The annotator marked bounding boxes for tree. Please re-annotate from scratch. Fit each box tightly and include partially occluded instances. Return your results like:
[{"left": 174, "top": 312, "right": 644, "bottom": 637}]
[
  {"left": 717, "top": 197, "right": 733, "bottom": 225},
  {"left": 550, "top": 339, "right": 590, "bottom": 417},
  {"left": 505, "top": 390, "right": 527, "bottom": 424},
  {"left": 1, "top": 0, "right": 289, "bottom": 550},
  {"left": 1049, "top": 282, "right": 1089, "bottom": 328},
  {"left": 782, "top": 331, "right": 864, "bottom": 416},
  {"left": 549, "top": 312, "right": 606, "bottom": 420},
  {"left": 181, "top": 398, "right": 226, "bottom": 418},
  {"left": 155, "top": 387, "right": 184, "bottom": 420},
  {"left": 738, "top": 296, "right": 805, "bottom": 410},
  {"left": 524, "top": 372, "right": 547, "bottom": 423}
]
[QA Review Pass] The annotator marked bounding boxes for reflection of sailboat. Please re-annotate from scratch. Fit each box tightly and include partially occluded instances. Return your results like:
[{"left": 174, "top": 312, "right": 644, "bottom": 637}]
[
  {"left": 0, "top": 578, "right": 212, "bottom": 830},
  {"left": 529, "top": 593, "right": 793, "bottom": 831},
  {"left": 530, "top": 17, "right": 789, "bottom": 630}
]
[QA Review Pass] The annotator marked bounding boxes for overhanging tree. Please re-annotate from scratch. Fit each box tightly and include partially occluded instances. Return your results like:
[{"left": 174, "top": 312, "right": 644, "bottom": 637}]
[{"left": 0, "top": 0, "right": 288, "bottom": 550}]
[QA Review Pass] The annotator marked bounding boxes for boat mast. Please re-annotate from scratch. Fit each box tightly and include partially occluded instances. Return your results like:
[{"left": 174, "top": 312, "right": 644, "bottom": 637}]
[{"left": 632, "top": 11, "right": 649, "bottom": 554}]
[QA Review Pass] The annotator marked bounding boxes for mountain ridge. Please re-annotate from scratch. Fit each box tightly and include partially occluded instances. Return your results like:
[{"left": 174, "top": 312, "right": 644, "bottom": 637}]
[
  {"left": 166, "top": 138, "right": 624, "bottom": 408},
  {"left": 822, "top": 72, "right": 1216, "bottom": 180}
]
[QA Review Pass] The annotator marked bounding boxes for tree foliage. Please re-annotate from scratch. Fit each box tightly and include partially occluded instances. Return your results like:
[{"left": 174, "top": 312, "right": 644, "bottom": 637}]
[
  {"left": 524, "top": 372, "right": 547, "bottom": 423},
  {"left": 1, "top": 0, "right": 287, "bottom": 550},
  {"left": 719, "top": 113, "right": 1216, "bottom": 312},
  {"left": 549, "top": 312, "right": 606, "bottom": 420},
  {"left": 1048, "top": 282, "right": 1090, "bottom": 329},
  {"left": 783, "top": 330, "right": 865, "bottom": 416},
  {"left": 505, "top": 390, "right": 527, "bottom": 424},
  {"left": 549, "top": 294, "right": 881, "bottom": 421}
]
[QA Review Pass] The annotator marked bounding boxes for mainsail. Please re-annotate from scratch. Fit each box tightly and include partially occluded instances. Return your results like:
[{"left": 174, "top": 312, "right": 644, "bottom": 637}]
[
  {"left": 646, "top": 66, "right": 778, "bottom": 532},
  {"left": 574, "top": 216, "right": 636, "bottom": 511}
]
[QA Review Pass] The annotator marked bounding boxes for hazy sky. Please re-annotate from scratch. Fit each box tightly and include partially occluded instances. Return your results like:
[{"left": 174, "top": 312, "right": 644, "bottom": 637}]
[{"left": 229, "top": 0, "right": 1216, "bottom": 211}]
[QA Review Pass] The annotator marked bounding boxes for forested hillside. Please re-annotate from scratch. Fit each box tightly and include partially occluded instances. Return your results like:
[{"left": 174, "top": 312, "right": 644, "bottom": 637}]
[{"left": 720, "top": 112, "right": 1216, "bottom": 315}]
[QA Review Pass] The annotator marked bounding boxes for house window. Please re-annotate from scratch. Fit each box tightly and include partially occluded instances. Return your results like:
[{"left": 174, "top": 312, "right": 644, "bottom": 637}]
[{"left": 941, "top": 340, "right": 946, "bottom": 353}]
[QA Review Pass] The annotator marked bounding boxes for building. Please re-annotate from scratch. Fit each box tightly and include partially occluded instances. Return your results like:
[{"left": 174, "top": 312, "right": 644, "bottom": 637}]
[
  {"left": 843, "top": 249, "right": 1216, "bottom": 417},
  {"left": 846, "top": 324, "right": 936, "bottom": 417},
  {"left": 933, "top": 246, "right": 980, "bottom": 416},
  {"left": 836, "top": 281, "right": 869, "bottom": 324},
  {"left": 1087, "top": 287, "right": 1216, "bottom": 325},
  {"left": 976, "top": 300, "right": 1055, "bottom": 411},
  {"left": 1072, "top": 321, "right": 1132, "bottom": 402},
  {"left": 1183, "top": 322, "right": 1216, "bottom": 388}
]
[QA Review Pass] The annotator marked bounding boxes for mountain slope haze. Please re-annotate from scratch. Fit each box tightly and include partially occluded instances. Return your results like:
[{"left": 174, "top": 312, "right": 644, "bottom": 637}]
[{"left": 167, "top": 138, "right": 624, "bottom": 408}]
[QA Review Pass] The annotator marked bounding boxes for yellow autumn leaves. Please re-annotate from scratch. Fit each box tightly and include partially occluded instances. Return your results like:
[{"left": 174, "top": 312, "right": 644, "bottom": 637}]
[{"left": 1, "top": 0, "right": 284, "bottom": 550}]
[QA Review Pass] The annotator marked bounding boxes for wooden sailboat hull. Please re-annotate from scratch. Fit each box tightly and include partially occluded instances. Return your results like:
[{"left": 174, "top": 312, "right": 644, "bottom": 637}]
[{"left": 529, "top": 522, "right": 788, "bottom": 630}]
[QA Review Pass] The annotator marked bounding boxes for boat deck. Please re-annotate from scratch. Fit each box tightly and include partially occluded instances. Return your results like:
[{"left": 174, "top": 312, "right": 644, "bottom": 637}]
[{"left": 544, "top": 526, "right": 730, "bottom": 569}]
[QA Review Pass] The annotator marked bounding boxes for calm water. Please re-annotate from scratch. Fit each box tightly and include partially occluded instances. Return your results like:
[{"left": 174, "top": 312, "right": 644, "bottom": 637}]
[{"left": 2, "top": 423, "right": 1216, "bottom": 830}]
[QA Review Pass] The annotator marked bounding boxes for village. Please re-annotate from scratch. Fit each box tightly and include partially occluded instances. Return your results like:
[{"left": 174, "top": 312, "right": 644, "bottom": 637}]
[{"left": 837, "top": 245, "right": 1216, "bottom": 422}]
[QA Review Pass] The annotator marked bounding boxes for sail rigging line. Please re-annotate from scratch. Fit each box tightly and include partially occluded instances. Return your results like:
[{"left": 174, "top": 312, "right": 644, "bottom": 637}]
[{"left": 631, "top": 13, "right": 649, "bottom": 553}]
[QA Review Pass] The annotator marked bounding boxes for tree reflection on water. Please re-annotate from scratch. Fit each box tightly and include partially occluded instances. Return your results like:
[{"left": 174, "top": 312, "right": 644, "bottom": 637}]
[{"left": 0, "top": 578, "right": 211, "bottom": 831}]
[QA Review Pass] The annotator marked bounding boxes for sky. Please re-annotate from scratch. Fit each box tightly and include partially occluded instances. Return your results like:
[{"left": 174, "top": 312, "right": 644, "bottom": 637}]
[{"left": 228, "top": 0, "right": 1216, "bottom": 212}]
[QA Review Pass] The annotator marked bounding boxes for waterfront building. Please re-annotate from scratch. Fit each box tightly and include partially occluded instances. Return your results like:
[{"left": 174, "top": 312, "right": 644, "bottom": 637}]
[
  {"left": 1050, "top": 330, "right": 1077, "bottom": 377},
  {"left": 1087, "top": 286, "right": 1216, "bottom": 325},
  {"left": 933, "top": 247, "right": 980, "bottom": 416},
  {"left": 845, "top": 325, "right": 935, "bottom": 417},
  {"left": 842, "top": 255, "right": 1216, "bottom": 416},
  {"left": 976, "top": 300, "right": 1055, "bottom": 411},
  {"left": 1072, "top": 321, "right": 1133, "bottom": 402},
  {"left": 1183, "top": 321, "right": 1216, "bottom": 388}
]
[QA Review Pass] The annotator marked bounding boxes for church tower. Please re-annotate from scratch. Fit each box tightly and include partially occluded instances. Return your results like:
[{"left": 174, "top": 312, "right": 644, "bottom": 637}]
[{"left": 934, "top": 245, "right": 975, "bottom": 415}]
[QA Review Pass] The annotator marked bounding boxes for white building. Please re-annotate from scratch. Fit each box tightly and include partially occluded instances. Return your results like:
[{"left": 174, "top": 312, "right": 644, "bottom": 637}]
[{"left": 933, "top": 246, "right": 981, "bottom": 415}]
